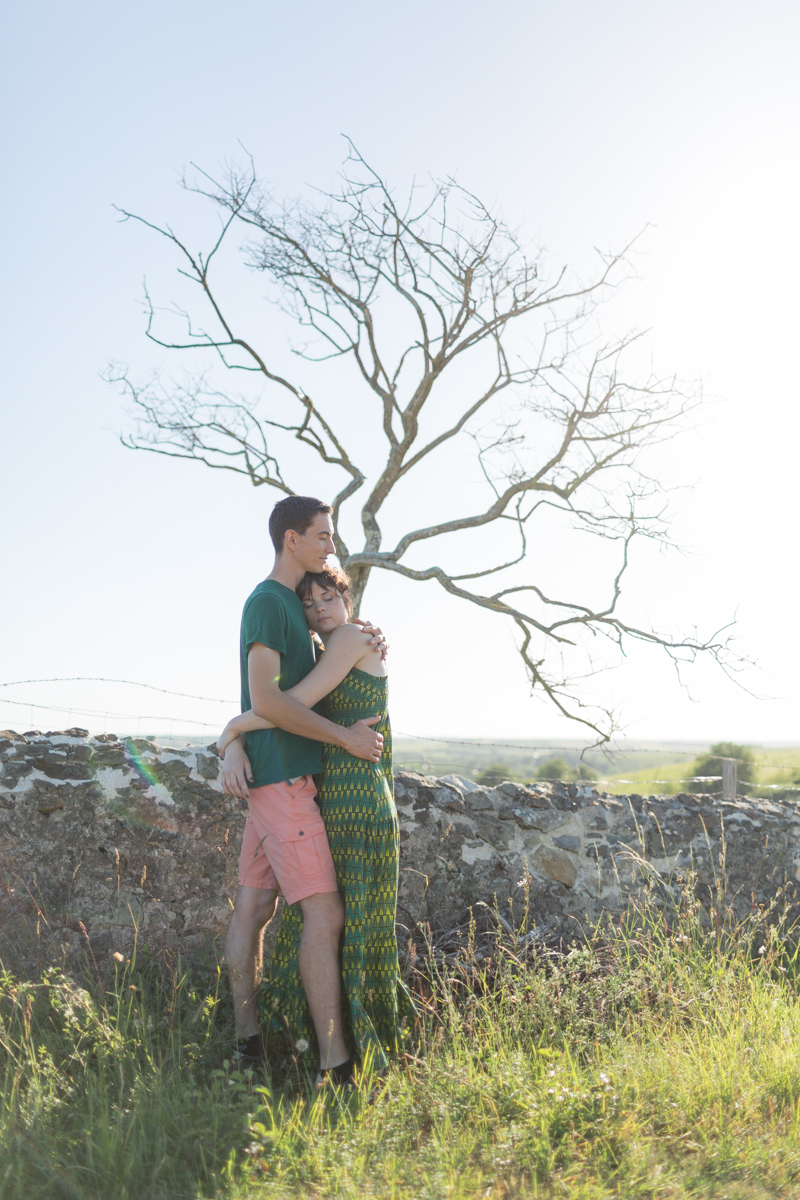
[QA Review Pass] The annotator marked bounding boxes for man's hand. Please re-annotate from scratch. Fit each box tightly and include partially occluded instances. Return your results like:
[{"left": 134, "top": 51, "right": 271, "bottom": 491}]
[
  {"left": 353, "top": 617, "right": 388, "bottom": 662},
  {"left": 341, "top": 715, "right": 384, "bottom": 762},
  {"left": 220, "top": 738, "right": 254, "bottom": 801}
]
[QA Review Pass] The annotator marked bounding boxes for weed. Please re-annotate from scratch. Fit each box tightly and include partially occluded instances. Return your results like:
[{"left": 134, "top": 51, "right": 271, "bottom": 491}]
[{"left": 3, "top": 876, "right": 800, "bottom": 1197}]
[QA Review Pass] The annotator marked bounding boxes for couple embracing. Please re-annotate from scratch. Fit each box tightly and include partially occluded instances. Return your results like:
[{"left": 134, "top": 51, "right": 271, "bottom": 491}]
[{"left": 216, "top": 495, "right": 415, "bottom": 1089}]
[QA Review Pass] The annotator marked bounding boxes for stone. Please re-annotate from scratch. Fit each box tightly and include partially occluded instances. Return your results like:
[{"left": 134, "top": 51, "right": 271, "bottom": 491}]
[
  {"left": 475, "top": 817, "right": 513, "bottom": 850},
  {"left": 195, "top": 754, "right": 220, "bottom": 780},
  {"left": 465, "top": 789, "right": 495, "bottom": 812},
  {"left": 92, "top": 748, "right": 127, "bottom": 767},
  {"left": 492, "top": 783, "right": 522, "bottom": 801},
  {"left": 42, "top": 762, "right": 93, "bottom": 781},
  {"left": 535, "top": 847, "right": 578, "bottom": 888},
  {"left": 155, "top": 759, "right": 192, "bottom": 781},
  {"left": 0, "top": 760, "right": 32, "bottom": 787},
  {"left": 525, "top": 790, "right": 555, "bottom": 810},
  {"left": 440, "top": 773, "right": 478, "bottom": 793},
  {"left": 22, "top": 743, "right": 48, "bottom": 758},
  {"left": 586, "top": 843, "right": 611, "bottom": 860},
  {"left": 568, "top": 784, "right": 597, "bottom": 800},
  {"left": 37, "top": 795, "right": 66, "bottom": 815},
  {"left": 3, "top": 732, "right": 799, "bottom": 973},
  {"left": 523, "top": 808, "right": 571, "bottom": 833}
]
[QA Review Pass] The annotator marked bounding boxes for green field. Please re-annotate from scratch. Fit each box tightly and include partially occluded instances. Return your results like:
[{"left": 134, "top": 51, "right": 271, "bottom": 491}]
[
  {"left": 5, "top": 886, "right": 800, "bottom": 1198},
  {"left": 393, "top": 738, "right": 800, "bottom": 798}
]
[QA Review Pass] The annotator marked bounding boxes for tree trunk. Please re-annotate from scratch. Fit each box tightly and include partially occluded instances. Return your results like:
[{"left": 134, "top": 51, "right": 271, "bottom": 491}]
[{"left": 344, "top": 562, "right": 371, "bottom": 618}]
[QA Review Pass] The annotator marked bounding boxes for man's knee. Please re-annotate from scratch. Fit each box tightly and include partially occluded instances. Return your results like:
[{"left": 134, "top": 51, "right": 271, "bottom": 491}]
[
  {"left": 299, "top": 890, "right": 344, "bottom": 936},
  {"left": 231, "top": 885, "right": 279, "bottom": 931}
]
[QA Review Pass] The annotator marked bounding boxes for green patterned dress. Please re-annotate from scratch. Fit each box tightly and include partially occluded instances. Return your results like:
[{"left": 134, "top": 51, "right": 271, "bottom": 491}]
[{"left": 260, "top": 667, "right": 416, "bottom": 1072}]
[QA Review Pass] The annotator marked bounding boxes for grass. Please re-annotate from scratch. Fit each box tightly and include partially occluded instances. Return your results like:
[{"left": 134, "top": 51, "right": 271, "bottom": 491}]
[{"left": 4, "top": 883, "right": 800, "bottom": 1198}]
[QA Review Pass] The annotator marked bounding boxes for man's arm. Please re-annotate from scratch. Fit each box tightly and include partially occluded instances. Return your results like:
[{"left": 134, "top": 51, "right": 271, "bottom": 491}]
[
  {"left": 218, "top": 626, "right": 378, "bottom": 756},
  {"left": 248, "top": 643, "right": 383, "bottom": 762}
]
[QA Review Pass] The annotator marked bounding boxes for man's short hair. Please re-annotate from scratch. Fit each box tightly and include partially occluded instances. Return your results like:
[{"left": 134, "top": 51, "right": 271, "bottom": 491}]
[{"left": 269, "top": 495, "right": 332, "bottom": 554}]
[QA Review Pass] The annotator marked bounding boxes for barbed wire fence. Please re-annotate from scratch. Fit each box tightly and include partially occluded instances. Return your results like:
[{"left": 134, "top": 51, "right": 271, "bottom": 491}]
[
  {"left": 0, "top": 677, "right": 237, "bottom": 742},
  {"left": 1, "top": 677, "right": 798, "bottom": 798}
]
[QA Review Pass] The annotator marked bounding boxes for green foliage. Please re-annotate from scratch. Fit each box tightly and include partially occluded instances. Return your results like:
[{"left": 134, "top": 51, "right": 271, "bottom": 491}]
[
  {"left": 691, "top": 740, "right": 756, "bottom": 793},
  {"left": 536, "top": 756, "right": 573, "bottom": 781},
  {"left": 475, "top": 763, "right": 515, "bottom": 786},
  {"left": 4, "top": 885, "right": 800, "bottom": 1198}
]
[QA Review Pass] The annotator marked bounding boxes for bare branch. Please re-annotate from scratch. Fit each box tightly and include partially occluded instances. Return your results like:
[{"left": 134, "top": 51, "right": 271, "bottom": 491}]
[{"left": 107, "top": 145, "right": 731, "bottom": 741}]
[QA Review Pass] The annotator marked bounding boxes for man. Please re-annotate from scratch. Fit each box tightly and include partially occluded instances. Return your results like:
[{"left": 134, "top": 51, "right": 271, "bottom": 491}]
[{"left": 220, "top": 495, "right": 384, "bottom": 1083}]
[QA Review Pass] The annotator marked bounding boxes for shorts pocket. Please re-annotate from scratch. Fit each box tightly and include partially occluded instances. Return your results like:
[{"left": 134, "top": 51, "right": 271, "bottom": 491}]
[{"left": 272, "top": 816, "right": 330, "bottom": 880}]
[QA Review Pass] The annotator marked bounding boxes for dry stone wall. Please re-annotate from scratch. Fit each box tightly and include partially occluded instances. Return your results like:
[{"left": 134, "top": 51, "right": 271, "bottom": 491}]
[{"left": 1, "top": 729, "right": 799, "bottom": 972}]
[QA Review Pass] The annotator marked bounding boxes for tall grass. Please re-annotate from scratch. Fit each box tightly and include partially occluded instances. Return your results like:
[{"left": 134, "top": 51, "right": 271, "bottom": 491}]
[{"left": 4, "top": 879, "right": 800, "bottom": 1199}]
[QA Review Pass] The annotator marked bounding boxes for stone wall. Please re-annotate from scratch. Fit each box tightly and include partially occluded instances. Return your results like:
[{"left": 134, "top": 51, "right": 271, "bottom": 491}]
[{"left": 2, "top": 729, "right": 798, "bottom": 972}]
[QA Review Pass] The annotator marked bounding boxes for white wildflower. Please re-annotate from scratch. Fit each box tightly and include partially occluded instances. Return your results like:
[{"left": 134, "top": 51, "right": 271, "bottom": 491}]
[{"left": 295, "top": 1038, "right": 309, "bottom": 1053}]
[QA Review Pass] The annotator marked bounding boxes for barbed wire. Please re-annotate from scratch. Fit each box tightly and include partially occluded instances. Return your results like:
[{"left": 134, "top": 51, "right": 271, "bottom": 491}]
[
  {"left": 394, "top": 731, "right": 709, "bottom": 755},
  {"left": 0, "top": 686, "right": 797, "bottom": 779},
  {"left": 0, "top": 682, "right": 789, "bottom": 763},
  {"left": 590, "top": 778, "right": 800, "bottom": 790},
  {"left": 0, "top": 677, "right": 236, "bottom": 703},
  {"left": 394, "top": 731, "right": 797, "bottom": 770},
  {"left": 3, "top": 697, "right": 799, "bottom": 792},
  {"left": 0, "top": 697, "right": 214, "bottom": 730}
]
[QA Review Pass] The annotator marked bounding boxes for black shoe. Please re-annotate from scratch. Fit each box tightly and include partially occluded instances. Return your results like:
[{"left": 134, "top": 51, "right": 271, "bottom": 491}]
[
  {"left": 231, "top": 1033, "right": 265, "bottom": 1071},
  {"left": 315, "top": 1057, "right": 356, "bottom": 1094}
]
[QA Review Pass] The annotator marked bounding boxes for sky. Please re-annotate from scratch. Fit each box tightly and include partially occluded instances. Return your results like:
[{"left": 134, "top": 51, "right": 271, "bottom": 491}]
[{"left": 1, "top": 0, "right": 799, "bottom": 748}]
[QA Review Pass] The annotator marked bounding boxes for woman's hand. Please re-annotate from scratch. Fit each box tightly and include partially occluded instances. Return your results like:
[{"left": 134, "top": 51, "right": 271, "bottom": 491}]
[
  {"left": 220, "top": 737, "right": 254, "bottom": 802},
  {"left": 353, "top": 617, "right": 388, "bottom": 661},
  {"left": 217, "top": 722, "right": 240, "bottom": 757}
]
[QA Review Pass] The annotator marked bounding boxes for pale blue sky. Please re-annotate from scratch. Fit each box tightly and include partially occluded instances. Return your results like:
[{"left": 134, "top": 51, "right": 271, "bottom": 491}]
[{"left": 1, "top": 0, "right": 799, "bottom": 744}]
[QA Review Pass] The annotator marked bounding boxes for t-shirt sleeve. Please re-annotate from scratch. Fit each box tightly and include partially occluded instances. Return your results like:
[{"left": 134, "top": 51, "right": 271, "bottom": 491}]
[{"left": 242, "top": 592, "right": 287, "bottom": 657}]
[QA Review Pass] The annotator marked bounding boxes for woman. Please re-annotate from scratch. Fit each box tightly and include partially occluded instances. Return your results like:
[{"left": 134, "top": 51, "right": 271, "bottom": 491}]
[{"left": 218, "top": 565, "right": 415, "bottom": 1077}]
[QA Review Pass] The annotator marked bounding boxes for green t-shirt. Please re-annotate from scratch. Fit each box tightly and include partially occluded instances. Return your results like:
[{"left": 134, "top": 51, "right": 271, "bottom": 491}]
[{"left": 239, "top": 578, "right": 324, "bottom": 787}]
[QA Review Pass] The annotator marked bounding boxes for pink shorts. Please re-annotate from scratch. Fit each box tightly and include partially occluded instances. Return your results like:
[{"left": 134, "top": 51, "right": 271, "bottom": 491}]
[{"left": 238, "top": 775, "right": 338, "bottom": 904}]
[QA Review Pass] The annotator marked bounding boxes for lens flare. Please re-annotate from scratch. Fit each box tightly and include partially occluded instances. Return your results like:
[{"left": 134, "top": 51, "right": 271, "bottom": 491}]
[{"left": 122, "top": 737, "right": 161, "bottom": 788}]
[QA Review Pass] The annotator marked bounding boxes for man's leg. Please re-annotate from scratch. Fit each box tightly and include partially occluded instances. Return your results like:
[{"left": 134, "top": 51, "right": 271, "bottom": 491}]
[
  {"left": 225, "top": 884, "right": 279, "bottom": 1038},
  {"left": 298, "top": 890, "right": 349, "bottom": 1069},
  {"left": 242, "top": 777, "right": 349, "bottom": 1072}
]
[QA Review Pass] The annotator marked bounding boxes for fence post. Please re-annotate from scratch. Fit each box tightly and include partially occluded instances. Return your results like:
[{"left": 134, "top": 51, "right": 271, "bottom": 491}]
[{"left": 721, "top": 758, "right": 737, "bottom": 801}]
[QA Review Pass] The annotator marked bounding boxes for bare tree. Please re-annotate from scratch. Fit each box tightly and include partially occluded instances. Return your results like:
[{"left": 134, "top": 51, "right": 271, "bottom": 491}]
[{"left": 106, "top": 145, "right": 736, "bottom": 744}]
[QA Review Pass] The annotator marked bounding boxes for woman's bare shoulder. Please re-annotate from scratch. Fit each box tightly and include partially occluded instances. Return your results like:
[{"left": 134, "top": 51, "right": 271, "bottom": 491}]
[
  {"left": 327, "top": 622, "right": 371, "bottom": 646},
  {"left": 326, "top": 622, "right": 386, "bottom": 674}
]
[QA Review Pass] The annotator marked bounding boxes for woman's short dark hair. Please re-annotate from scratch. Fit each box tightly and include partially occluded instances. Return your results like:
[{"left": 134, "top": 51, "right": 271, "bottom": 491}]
[
  {"left": 297, "top": 564, "right": 352, "bottom": 618},
  {"left": 269, "top": 496, "right": 332, "bottom": 554}
]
